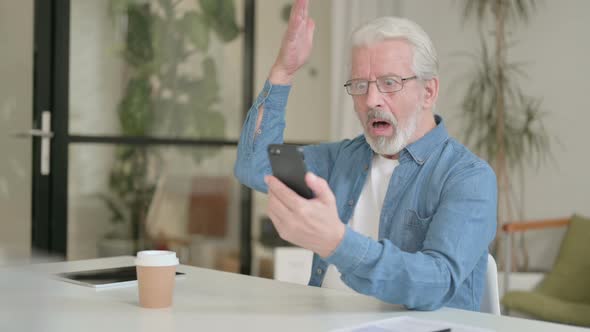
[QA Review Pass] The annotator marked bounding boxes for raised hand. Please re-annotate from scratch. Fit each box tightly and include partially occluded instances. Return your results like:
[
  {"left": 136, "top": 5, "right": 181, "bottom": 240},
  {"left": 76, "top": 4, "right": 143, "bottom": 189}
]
[{"left": 269, "top": 0, "right": 316, "bottom": 85}]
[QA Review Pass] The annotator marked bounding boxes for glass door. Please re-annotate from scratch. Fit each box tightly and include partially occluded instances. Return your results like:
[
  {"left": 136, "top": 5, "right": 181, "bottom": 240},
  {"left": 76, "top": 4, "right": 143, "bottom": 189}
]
[{"left": 35, "top": 0, "right": 255, "bottom": 273}]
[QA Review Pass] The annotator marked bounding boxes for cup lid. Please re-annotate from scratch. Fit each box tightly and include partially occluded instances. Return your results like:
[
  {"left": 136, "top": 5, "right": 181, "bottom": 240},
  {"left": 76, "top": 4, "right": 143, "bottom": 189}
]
[{"left": 135, "top": 250, "right": 179, "bottom": 267}]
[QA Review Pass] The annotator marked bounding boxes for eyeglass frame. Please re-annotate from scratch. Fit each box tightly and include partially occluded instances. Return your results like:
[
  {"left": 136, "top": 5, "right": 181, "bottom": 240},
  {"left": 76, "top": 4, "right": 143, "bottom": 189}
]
[{"left": 343, "top": 75, "right": 418, "bottom": 95}]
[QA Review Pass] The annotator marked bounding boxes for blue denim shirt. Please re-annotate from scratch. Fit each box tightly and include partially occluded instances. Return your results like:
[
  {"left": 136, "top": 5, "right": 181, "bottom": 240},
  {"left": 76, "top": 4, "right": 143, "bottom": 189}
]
[{"left": 234, "top": 80, "right": 497, "bottom": 311}]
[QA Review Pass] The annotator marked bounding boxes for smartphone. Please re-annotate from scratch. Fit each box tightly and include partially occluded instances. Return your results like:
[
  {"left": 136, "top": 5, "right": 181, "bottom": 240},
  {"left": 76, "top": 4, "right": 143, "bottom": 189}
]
[{"left": 267, "top": 144, "right": 314, "bottom": 199}]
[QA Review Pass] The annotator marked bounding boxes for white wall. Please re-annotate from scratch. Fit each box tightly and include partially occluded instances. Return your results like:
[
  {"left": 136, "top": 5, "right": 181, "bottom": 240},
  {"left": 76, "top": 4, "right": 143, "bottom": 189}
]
[{"left": 0, "top": 0, "right": 34, "bottom": 262}]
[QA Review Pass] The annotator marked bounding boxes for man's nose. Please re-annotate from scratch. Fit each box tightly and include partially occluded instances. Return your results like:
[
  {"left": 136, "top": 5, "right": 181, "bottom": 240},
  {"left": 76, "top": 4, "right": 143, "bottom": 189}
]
[{"left": 365, "top": 81, "right": 383, "bottom": 109}]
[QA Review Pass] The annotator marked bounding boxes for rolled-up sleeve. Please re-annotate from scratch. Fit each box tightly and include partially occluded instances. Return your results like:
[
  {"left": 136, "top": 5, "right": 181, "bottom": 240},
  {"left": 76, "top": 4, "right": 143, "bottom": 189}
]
[{"left": 234, "top": 80, "right": 291, "bottom": 193}]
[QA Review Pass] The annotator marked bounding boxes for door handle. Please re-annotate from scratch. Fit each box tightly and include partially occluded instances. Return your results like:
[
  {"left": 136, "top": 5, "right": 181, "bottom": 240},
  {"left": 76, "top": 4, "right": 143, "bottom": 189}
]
[
  {"left": 13, "top": 129, "right": 54, "bottom": 139},
  {"left": 13, "top": 111, "right": 53, "bottom": 175}
]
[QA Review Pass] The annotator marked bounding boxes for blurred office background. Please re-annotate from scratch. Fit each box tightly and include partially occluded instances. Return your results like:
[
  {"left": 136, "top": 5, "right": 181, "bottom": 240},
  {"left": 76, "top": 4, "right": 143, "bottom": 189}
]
[{"left": 1, "top": 0, "right": 589, "bottom": 324}]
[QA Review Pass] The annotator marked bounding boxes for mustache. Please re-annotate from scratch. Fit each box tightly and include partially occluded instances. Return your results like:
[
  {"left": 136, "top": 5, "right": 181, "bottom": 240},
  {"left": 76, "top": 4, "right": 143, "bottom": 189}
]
[{"left": 366, "top": 109, "right": 398, "bottom": 126}]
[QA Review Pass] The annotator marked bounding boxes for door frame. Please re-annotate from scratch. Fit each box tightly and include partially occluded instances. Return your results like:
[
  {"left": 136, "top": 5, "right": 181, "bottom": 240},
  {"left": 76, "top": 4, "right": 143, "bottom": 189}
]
[{"left": 32, "top": 0, "right": 69, "bottom": 256}]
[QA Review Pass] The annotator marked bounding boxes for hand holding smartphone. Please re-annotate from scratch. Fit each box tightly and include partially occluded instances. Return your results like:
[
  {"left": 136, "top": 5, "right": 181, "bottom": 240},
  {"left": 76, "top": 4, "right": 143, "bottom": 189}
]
[{"left": 267, "top": 144, "right": 314, "bottom": 199}]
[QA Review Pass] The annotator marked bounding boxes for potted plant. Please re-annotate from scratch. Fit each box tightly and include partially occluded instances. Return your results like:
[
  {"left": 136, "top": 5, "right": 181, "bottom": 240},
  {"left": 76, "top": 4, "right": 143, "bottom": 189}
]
[
  {"left": 459, "top": 0, "right": 551, "bottom": 270},
  {"left": 98, "top": 0, "right": 241, "bottom": 256}
]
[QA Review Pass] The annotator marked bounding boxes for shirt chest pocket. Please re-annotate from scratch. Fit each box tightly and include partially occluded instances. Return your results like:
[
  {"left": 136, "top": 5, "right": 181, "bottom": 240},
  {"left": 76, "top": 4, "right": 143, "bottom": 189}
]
[{"left": 401, "top": 209, "right": 433, "bottom": 253}]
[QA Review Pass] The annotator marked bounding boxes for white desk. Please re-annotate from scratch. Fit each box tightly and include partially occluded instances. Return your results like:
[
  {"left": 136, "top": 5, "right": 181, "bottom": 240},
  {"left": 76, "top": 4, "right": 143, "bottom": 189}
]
[{"left": 0, "top": 256, "right": 585, "bottom": 332}]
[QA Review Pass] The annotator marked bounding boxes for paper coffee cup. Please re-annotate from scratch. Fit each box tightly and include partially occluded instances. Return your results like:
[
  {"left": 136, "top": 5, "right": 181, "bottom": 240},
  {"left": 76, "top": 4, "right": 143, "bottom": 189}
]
[{"left": 135, "top": 250, "right": 179, "bottom": 309}]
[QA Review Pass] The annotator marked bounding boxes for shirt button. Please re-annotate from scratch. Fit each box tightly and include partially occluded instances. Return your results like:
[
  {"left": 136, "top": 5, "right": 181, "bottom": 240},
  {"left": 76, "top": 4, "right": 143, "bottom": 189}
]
[
  {"left": 316, "top": 268, "right": 323, "bottom": 275},
  {"left": 364, "top": 165, "right": 369, "bottom": 171},
  {"left": 348, "top": 200, "right": 354, "bottom": 206},
  {"left": 256, "top": 129, "right": 262, "bottom": 135}
]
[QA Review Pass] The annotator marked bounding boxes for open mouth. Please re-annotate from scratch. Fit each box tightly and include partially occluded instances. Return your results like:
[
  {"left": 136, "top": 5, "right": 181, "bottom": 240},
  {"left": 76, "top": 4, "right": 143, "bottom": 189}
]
[
  {"left": 368, "top": 118, "right": 395, "bottom": 136},
  {"left": 370, "top": 119, "right": 392, "bottom": 128}
]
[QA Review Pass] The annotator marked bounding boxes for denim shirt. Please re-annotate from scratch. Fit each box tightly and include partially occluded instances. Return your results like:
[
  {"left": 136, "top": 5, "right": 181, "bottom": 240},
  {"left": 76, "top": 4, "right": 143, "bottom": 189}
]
[{"left": 234, "top": 80, "right": 497, "bottom": 311}]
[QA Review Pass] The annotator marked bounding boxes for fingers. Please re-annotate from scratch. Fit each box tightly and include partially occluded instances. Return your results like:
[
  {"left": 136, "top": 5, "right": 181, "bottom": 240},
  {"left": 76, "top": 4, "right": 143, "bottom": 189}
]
[
  {"left": 289, "top": 0, "right": 308, "bottom": 22},
  {"left": 267, "top": 193, "right": 287, "bottom": 220},
  {"left": 267, "top": 182, "right": 298, "bottom": 240},
  {"left": 306, "top": 17, "right": 315, "bottom": 45},
  {"left": 286, "top": 0, "right": 310, "bottom": 40},
  {"left": 300, "top": 0, "right": 309, "bottom": 21},
  {"left": 305, "top": 172, "right": 336, "bottom": 205},
  {"left": 267, "top": 183, "right": 294, "bottom": 217},
  {"left": 271, "top": 0, "right": 313, "bottom": 84},
  {"left": 265, "top": 175, "right": 306, "bottom": 211},
  {"left": 266, "top": 206, "right": 287, "bottom": 240}
]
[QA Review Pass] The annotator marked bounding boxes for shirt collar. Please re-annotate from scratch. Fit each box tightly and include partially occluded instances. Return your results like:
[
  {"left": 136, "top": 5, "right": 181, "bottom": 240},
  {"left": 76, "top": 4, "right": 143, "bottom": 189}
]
[{"left": 400, "top": 114, "right": 449, "bottom": 165}]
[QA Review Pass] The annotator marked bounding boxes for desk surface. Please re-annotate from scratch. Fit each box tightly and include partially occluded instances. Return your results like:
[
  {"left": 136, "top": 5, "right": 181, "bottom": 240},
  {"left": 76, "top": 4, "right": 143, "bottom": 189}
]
[{"left": 0, "top": 256, "right": 585, "bottom": 332}]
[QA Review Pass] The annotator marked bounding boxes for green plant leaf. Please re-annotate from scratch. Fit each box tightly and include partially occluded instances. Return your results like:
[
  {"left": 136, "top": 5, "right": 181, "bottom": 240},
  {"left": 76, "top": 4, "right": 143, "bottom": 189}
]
[
  {"left": 124, "top": 3, "right": 155, "bottom": 67},
  {"left": 181, "top": 11, "right": 210, "bottom": 51},
  {"left": 109, "top": 0, "right": 136, "bottom": 16},
  {"left": 158, "top": 0, "right": 174, "bottom": 18},
  {"left": 199, "top": 110, "right": 226, "bottom": 138},
  {"left": 118, "top": 77, "right": 154, "bottom": 135},
  {"left": 96, "top": 193, "right": 126, "bottom": 224},
  {"left": 199, "top": 0, "right": 241, "bottom": 42},
  {"left": 184, "top": 57, "right": 220, "bottom": 108},
  {"left": 199, "top": 0, "right": 218, "bottom": 16},
  {"left": 459, "top": 44, "right": 551, "bottom": 171},
  {"left": 150, "top": 15, "right": 168, "bottom": 71},
  {"left": 461, "top": 0, "right": 538, "bottom": 25}
]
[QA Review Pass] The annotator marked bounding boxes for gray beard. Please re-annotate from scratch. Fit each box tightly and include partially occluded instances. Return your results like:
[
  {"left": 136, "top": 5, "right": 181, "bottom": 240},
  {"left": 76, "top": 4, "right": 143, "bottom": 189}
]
[{"left": 362, "top": 108, "right": 419, "bottom": 156}]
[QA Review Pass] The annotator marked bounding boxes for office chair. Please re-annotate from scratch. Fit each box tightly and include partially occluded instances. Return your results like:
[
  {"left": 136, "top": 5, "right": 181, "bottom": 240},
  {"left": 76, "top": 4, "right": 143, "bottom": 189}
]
[
  {"left": 481, "top": 253, "right": 501, "bottom": 315},
  {"left": 501, "top": 214, "right": 590, "bottom": 327}
]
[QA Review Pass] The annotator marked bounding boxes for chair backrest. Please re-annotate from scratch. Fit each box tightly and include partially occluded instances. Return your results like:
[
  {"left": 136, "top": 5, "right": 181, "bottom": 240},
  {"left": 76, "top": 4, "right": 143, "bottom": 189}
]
[
  {"left": 481, "top": 254, "right": 501, "bottom": 315},
  {"left": 536, "top": 214, "right": 590, "bottom": 303}
]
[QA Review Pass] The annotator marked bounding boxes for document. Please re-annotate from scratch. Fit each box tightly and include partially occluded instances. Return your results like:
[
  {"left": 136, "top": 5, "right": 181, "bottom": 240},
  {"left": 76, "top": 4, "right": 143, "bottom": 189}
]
[{"left": 332, "top": 316, "right": 494, "bottom": 332}]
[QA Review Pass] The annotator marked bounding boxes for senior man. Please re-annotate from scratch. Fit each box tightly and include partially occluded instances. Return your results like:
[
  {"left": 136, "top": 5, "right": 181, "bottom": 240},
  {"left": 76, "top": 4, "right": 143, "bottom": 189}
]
[{"left": 234, "top": 0, "right": 497, "bottom": 311}]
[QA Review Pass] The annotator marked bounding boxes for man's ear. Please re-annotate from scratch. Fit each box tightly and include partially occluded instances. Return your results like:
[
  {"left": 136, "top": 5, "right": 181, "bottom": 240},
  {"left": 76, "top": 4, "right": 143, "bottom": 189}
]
[{"left": 422, "top": 77, "right": 439, "bottom": 110}]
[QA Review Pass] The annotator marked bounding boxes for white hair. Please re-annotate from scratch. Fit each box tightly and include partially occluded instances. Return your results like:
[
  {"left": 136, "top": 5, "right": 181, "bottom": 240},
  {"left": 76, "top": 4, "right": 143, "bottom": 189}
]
[{"left": 351, "top": 17, "right": 438, "bottom": 80}]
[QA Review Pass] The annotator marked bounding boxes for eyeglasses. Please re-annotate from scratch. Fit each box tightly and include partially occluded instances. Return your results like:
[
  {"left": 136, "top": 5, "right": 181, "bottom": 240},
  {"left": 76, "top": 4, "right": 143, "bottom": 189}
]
[{"left": 344, "top": 75, "right": 418, "bottom": 95}]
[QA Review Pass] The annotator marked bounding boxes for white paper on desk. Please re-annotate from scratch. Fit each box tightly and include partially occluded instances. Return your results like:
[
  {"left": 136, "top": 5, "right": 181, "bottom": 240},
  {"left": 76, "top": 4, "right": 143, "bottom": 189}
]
[{"left": 332, "top": 316, "right": 494, "bottom": 332}]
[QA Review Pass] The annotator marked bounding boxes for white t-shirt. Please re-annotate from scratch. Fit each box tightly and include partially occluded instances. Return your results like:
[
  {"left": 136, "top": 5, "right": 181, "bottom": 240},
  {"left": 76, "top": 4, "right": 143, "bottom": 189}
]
[{"left": 322, "top": 154, "right": 399, "bottom": 291}]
